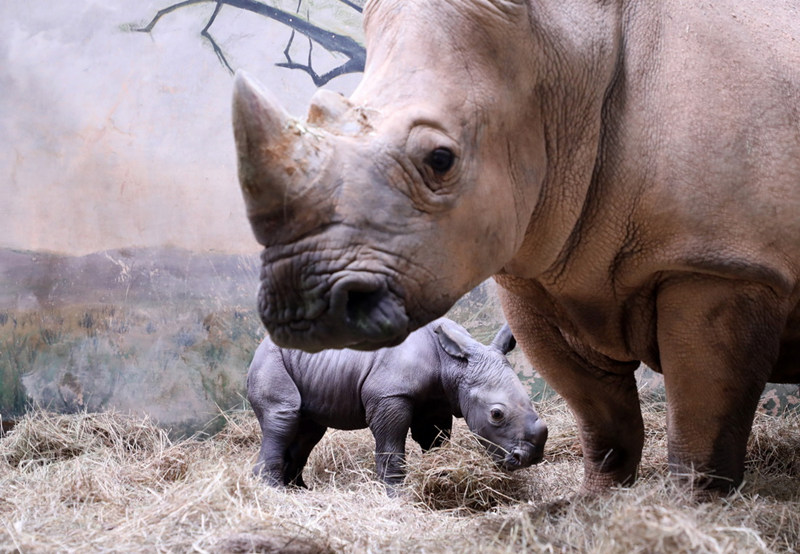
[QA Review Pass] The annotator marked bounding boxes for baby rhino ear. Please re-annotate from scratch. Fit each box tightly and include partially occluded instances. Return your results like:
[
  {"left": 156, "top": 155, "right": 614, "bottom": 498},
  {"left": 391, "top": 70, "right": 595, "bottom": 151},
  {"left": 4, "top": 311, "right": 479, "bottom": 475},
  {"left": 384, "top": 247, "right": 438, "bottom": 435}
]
[
  {"left": 434, "top": 324, "right": 471, "bottom": 360},
  {"left": 490, "top": 324, "right": 516, "bottom": 355}
]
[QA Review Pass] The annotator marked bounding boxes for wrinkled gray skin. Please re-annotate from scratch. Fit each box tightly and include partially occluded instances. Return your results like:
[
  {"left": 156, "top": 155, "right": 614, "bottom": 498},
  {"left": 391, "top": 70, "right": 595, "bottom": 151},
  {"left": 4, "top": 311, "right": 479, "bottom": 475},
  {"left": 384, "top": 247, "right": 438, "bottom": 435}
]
[
  {"left": 232, "top": 0, "right": 800, "bottom": 493},
  {"left": 247, "top": 319, "right": 547, "bottom": 490}
]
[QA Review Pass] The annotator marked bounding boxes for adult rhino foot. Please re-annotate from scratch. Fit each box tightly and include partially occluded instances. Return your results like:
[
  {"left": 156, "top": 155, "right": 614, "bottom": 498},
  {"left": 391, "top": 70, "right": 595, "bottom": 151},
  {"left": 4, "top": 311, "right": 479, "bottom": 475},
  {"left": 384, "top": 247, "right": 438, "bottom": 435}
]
[{"left": 668, "top": 459, "right": 743, "bottom": 499}]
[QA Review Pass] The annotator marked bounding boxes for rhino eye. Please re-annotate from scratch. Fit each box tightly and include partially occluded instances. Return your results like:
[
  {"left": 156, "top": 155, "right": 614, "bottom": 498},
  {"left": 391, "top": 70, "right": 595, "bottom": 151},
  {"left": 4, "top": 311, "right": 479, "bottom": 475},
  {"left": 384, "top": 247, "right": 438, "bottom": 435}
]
[
  {"left": 425, "top": 147, "right": 455, "bottom": 174},
  {"left": 490, "top": 408, "right": 505, "bottom": 422}
]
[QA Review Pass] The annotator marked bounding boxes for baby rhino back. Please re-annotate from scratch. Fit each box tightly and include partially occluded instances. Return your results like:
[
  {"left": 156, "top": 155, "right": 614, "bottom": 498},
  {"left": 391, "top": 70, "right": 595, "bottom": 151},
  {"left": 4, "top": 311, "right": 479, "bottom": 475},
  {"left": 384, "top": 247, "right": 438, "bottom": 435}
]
[{"left": 283, "top": 346, "right": 381, "bottom": 430}]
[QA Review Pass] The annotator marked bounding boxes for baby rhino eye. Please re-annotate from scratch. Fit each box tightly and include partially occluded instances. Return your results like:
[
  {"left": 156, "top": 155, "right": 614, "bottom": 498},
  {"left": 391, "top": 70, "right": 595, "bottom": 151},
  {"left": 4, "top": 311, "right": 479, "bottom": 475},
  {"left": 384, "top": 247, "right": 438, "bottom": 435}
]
[
  {"left": 490, "top": 408, "right": 505, "bottom": 422},
  {"left": 425, "top": 147, "right": 455, "bottom": 174}
]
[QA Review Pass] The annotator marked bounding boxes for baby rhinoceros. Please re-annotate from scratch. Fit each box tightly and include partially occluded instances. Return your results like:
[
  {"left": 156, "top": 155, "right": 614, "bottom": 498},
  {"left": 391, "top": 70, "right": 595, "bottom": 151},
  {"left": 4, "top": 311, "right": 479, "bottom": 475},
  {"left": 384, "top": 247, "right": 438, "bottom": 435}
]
[{"left": 247, "top": 318, "right": 548, "bottom": 490}]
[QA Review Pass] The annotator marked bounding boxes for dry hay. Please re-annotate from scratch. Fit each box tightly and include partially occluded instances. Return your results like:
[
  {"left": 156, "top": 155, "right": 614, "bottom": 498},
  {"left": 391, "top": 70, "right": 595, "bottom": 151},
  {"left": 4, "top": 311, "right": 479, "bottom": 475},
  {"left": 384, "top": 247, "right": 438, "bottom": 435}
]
[
  {"left": 0, "top": 410, "right": 170, "bottom": 467},
  {"left": 0, "top": 399, "right": 798, "bottom": 553},
  {"left": 212, "top": 409, "right": 262, "bottom": 449},
  {"left": 0, "top": 411, "right": 190, "bottom": 508},
  {"left": 487, "top": 476, "right": 798, "bottom": 553},
  {"left": 303, "top": 428, "right": 382, "bottom": 489},
  {"left": 748, "top": 410, "right": 800, "bottom": 477},
  {"left": 404, "top": 430, "right": 534, "bottom": 513}
]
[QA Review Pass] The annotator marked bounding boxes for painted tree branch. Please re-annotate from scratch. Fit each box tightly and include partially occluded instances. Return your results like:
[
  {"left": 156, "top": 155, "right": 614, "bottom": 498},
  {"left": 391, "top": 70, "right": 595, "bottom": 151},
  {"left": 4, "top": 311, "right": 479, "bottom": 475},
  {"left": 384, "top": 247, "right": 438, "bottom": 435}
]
[
  {"left": 337, "top": 0, "right": 363, "bottom": 13},
  {"left": 201, "top": 2, "right": 233, "bottom": 73},
  {"left": 133, "top": 0, "right": 365, "bottom": 85},
  {"left": 135, "top": 0, "right": 210, "bottom": 32},
  {"left": 277, "top": 28, "right": 362, "bottom": 87}
]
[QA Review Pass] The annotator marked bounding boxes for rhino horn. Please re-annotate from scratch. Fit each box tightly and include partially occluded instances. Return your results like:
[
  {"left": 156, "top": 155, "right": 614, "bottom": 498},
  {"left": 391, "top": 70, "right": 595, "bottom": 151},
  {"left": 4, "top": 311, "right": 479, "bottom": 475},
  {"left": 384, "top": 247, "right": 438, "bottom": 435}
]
[{"left": 232, "top": 70, "right": 306, "bottom": 218}]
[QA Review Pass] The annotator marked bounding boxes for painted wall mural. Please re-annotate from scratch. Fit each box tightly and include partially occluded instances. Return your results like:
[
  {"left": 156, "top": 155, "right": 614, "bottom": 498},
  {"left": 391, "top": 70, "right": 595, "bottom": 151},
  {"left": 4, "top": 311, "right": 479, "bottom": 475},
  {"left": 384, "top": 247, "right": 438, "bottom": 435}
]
[
  {"left": 133, "top": 0, "right": 366, "bottom": 85},
  {"left": 1, "top": 1, "right": 796, "bottom": 435},
  {"left": 1, "top": 0, "right": 370, "bottom": 435}
]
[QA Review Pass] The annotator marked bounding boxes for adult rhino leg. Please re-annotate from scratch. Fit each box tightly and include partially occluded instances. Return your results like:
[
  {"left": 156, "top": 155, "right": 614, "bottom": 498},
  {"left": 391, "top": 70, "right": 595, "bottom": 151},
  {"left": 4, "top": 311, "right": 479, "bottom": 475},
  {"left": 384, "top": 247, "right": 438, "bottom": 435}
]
[
  {"left": 284, "top": 419, "right": 327, "bottom": 488},
  {"left": 252, "top": 410, "right": 299, "bottom": 487},
  {"left": 367, "top": 397, "right": 413, "bottom": 490},
  {"left": 497, "top": 286, "right": 644, "bottom": 493},
  {"left": 656, "top": 277, "right": 782, "bottom": 493},
  {"left": 410, "top": 407, "right": 452, "bottom": 452}
]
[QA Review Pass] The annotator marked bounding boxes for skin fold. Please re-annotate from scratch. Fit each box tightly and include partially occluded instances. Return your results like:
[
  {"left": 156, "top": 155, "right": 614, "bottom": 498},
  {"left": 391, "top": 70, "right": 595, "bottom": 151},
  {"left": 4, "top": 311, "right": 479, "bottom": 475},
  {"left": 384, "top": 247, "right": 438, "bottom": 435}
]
[{"left": 233, "top": 0, "right": 800, "bottom": 493}]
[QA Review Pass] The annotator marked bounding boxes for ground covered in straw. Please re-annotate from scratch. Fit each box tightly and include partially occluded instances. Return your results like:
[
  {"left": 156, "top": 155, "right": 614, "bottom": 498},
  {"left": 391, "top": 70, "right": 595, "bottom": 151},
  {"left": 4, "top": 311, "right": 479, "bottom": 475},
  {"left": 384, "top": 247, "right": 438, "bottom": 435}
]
[{"left": 1, "top": 397, "right": 798, "bottom": 553}]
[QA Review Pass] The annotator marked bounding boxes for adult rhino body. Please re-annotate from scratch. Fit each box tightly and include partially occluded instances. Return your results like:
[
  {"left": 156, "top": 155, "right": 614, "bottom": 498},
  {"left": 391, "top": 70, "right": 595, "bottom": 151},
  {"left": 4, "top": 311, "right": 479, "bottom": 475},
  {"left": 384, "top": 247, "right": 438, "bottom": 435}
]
[
  {"left": 232, "top": 0, "right": 800, "bottom": 493},
  {"left": 247, "top": 319, "right": 546, "bottom": 489}
]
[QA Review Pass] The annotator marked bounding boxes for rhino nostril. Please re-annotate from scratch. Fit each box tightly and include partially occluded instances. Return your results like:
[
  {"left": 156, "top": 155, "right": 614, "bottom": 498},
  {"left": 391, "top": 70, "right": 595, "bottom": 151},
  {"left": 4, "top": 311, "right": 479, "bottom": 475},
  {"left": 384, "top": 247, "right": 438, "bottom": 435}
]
[
  {"left": 330, "top": 278, "right": 382, "bottom": 321},
  {"left": 345, "top": 288, "right": 385, "bottom": 325},
  {"left": 326, "top": 275, "right": 409, "bottom": 346}
]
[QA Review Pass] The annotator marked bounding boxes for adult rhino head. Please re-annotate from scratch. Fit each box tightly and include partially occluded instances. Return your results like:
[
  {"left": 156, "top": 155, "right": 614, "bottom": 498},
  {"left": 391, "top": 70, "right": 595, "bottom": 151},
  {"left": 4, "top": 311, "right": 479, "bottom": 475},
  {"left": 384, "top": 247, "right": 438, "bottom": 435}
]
[{"left": 231, "top": 0, "right": 609, "bottom": 352}]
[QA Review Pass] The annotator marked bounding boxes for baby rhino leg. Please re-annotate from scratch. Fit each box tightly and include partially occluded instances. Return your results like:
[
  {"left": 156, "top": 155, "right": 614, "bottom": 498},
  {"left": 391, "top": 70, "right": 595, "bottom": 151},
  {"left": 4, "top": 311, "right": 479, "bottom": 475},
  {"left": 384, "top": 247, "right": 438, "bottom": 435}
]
[
  {"left": 284, "top": 420, "right": 327, "bottom": 488},
  {"left": 368, "top": 397, "right": 414, "bottom": 490},
  {"left": 247, "top": 352, "right": 302, "bottom": 487}
]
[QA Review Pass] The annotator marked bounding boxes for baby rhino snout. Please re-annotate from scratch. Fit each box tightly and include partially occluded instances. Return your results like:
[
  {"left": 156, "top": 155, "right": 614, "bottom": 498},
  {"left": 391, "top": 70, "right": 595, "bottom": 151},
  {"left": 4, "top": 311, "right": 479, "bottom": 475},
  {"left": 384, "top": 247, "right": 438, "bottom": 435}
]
[
  {"left": 503, "top": 415, "right": 548, "bottom": 470},
  {"left": 528, "top": 415, "right": 548, "bottom": 449}
]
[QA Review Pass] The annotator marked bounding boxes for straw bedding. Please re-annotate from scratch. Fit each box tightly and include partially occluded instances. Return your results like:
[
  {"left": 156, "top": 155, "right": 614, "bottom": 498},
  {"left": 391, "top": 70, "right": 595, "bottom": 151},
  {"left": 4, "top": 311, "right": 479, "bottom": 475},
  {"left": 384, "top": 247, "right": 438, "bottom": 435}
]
[{"left": 1, "top": 397, "right": 798, "bottom": 552}]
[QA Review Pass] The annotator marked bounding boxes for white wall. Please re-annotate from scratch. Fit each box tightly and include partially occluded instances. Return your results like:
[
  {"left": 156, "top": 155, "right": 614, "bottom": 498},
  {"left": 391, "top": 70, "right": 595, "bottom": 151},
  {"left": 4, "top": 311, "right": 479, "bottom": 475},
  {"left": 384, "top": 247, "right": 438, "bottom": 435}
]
[{"left": 1, "top": 0, "right": 363, "bottom": 255}]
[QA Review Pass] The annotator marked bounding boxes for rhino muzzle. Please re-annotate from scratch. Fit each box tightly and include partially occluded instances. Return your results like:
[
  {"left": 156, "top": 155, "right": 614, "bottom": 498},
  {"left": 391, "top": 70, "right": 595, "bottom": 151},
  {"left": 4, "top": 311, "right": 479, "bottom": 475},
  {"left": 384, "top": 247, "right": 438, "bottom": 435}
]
[
  {"left": 259, "top": 271, "right": 411, "bottom": 352},
  {"left": 501, "top": 438, "right": 546, "bottom": 471},
  {"left": 482, "top": 414, "right": 548, "bottom": 471}
]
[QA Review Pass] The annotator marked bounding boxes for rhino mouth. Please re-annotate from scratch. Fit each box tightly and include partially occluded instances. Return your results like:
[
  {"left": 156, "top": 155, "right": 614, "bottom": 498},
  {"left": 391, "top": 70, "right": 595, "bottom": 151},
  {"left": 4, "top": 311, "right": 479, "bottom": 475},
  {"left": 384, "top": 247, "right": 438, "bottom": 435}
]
[
  {"left": 257, "top": 267, "right": 412, "bottom": 352},
  {"left": 497, "top": 442, "right": 544, "bottom": 471}
]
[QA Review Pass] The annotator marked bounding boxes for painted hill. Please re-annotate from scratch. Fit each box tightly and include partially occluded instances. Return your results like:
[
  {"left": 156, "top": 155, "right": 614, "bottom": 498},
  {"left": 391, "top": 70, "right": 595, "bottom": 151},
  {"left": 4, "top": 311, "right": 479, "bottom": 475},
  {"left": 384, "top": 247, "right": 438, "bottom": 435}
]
[{"left": 0, "top": 247, "right": 261, "bottom": 310}]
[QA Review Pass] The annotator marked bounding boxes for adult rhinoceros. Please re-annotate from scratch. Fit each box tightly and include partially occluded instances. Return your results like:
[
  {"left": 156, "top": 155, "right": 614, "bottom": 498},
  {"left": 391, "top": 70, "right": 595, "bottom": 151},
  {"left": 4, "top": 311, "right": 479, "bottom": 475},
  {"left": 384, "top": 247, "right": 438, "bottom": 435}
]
[{"left": 231, "top": 0, "right": 800, "bottom": 493}]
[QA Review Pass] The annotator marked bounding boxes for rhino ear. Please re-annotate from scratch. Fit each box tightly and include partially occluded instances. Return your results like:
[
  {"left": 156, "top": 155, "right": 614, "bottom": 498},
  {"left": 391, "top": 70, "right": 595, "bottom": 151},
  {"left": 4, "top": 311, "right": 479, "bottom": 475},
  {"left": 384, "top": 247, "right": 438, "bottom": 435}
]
[
  {"left": 434, "top": 323, "right": 471, "bottom": 360},
  {"left": 490, "top": 324, "right": 516, "bottom": 355}
]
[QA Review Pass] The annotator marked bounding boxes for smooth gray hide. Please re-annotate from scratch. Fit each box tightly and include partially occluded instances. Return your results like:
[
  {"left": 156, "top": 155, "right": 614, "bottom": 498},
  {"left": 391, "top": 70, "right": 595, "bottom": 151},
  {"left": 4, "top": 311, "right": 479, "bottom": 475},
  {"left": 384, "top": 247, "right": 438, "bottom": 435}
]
[{"left": 247, "top": 319, "right": 547, "bottom": 489}]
